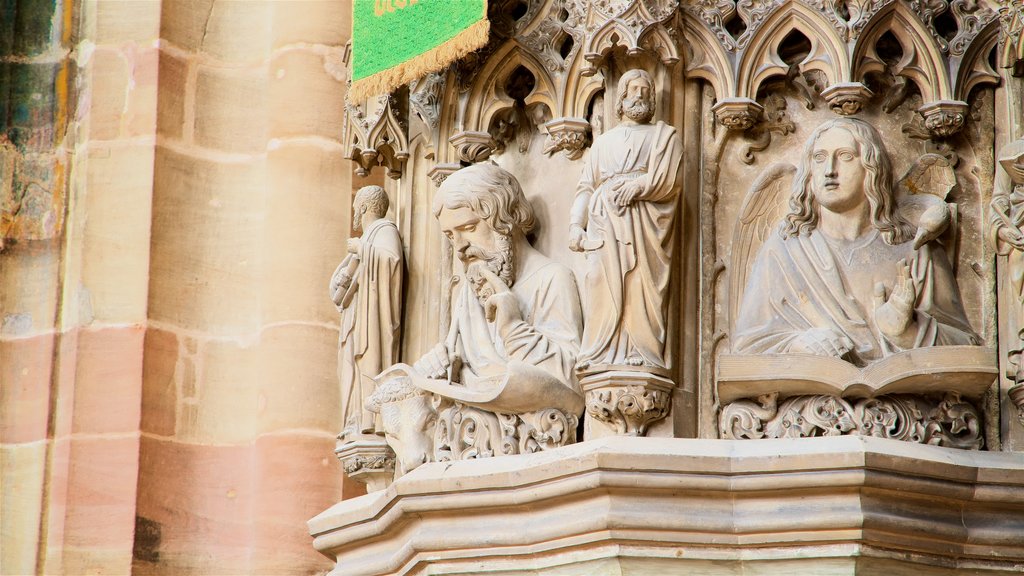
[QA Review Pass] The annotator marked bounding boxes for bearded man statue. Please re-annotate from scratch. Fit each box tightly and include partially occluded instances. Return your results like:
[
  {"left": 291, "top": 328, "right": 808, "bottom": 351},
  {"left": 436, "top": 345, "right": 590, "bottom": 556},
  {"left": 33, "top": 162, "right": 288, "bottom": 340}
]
[
  {"left": 368, "top": 164, "right": 584, "bottom": 475},
  {"left": 569, "top": 68, "right": 683, "bottom": 377}
]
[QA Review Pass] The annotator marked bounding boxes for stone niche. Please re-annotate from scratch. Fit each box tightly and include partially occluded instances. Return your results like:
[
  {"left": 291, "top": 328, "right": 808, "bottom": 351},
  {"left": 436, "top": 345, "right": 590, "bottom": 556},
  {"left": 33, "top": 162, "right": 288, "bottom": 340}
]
[{"left": 312, "top": 1, "right": 1024, "bottom": 574}]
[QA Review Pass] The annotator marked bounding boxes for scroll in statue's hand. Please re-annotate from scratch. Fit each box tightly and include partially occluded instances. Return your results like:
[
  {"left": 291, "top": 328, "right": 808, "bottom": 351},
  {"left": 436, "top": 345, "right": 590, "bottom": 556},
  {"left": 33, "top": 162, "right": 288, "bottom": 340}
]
[
  {"left": 873, "top": 259, "right": 918, "bottom": 344},
  {"left": 789, "top": 327, "right": 854, "bottom": 357},
  {"left": 476, "top": 267, "right": 522, "bottom": 327}
]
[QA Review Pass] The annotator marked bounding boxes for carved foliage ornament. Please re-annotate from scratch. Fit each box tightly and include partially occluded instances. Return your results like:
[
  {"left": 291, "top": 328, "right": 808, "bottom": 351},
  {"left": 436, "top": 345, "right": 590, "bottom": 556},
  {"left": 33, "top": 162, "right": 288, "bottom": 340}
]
[
  {"left": 720, "top": 392, "right": 984, "bottom": 449},
  {"left": 586, "top": 385, "right": 671, "bottom": 436},
  {"left": 434, "top": 403, "right": 578, "bottom": 461}
]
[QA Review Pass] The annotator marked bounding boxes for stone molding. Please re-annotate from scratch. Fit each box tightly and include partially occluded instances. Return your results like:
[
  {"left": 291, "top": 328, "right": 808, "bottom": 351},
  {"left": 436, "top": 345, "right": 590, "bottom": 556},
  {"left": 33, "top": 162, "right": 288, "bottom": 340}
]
[{"left": 310, "top": 437, "right": 1024, "bottom": 575}]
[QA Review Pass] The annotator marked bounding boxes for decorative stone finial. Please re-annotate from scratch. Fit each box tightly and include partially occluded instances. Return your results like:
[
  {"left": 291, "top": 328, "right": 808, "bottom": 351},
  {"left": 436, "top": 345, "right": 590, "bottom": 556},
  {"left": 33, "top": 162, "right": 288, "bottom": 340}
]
[
  {"left": 821, "top": 82, "right": 873, "bottom": 116},
  {"left": 712, "top": 98, "right": 764, "bottom": 131}
]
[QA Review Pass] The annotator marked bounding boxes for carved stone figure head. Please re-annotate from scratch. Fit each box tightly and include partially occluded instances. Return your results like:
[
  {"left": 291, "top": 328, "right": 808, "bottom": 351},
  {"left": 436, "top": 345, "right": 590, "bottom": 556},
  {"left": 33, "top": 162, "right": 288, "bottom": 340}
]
[
  {"left": 365, "top": 376, "right": 436, "bottom": 476},
  {"left": 783, "top": 118, "right": 913, "bottom": 245},
  {"left": 615, "top": 69, "right": 655, "bottom": 123},
  {"left": 433, "top": 164, "right": 536, "bottom": 290},
  {"left": 353, "top": 185, "right": 389, "bottom": 234}
]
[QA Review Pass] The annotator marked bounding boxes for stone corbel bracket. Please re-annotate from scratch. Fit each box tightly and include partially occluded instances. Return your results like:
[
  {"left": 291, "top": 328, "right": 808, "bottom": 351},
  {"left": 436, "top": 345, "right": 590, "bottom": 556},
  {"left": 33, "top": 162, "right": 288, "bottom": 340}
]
[
  {"left": 582, "top": 371, "right": 673, "bottom": 437},
  {"left": 335, "top": 434, "right": 396, "bottom": 493},
  {"left": 712, "top": 97, "right": 764, "bottom": 131},
  {"left": 449, "top": 130, "right": 497, "bottom": 164},
  {"left": 918, "top": 100, "right": 970, "bottom": 138},
  {"left": 428, "top": 163, "right": 462, "bottom": 187},
  {"left": 542, "top": 117, "right": 591, "bottom": 160},
  {"left": 820, "top": 82, "right": 874, "bottom": 116}
]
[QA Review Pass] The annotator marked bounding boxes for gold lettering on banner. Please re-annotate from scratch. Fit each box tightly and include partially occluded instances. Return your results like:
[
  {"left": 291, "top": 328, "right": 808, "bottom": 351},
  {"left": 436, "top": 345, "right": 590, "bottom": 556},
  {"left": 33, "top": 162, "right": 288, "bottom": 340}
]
[{"left": 375, "top": 0, "right": 418, "bottom": 17}]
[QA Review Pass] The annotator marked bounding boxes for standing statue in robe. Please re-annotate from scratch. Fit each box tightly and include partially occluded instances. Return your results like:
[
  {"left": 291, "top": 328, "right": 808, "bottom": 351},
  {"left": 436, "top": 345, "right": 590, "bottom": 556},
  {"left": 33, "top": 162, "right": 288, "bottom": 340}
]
[
  {"left": 732, "top": 118, "right": 977, "bottom": 365},
  {"left": 989, "top": 138, "right": 1024, "bottom": 385},
  {"left": 568, "top": 68, "right": 683, "bottom": 375},
  {"left": 330, "top": 185, "right": 403, "bottom": 439}
]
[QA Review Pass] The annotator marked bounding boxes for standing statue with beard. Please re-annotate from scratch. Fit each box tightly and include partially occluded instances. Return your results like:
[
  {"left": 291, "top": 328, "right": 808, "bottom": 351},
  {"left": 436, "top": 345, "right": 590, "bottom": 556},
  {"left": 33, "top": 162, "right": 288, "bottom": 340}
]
[
  {"left": 569, "top": 69, "right": 683, "bottom": 376},
  {"left": 330, "top": 185, "right": 403, "bottom": 440},
  {"left": 366, "top": 164, "right": 584, "bottom": 475}
]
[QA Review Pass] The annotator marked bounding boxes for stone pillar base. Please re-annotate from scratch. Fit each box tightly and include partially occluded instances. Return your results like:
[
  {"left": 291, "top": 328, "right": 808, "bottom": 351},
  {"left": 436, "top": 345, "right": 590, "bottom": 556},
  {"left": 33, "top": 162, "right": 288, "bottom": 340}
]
[
  {"left": 334, "top": 434, "right": 395, "bottom": 493},
  {"left": 581, "top": 371, "right": 673, "bottom": 439}
]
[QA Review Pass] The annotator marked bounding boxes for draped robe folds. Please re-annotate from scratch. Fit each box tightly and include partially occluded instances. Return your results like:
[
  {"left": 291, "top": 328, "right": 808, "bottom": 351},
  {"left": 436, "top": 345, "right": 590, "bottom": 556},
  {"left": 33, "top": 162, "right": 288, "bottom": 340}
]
[
  {"left": 576, "top": 121, "right": 682, "bottom": 373},
  {"left": 339, "top": 218, "right": 403, "bottom": 435},
  {"left": 733, "top": 228, "right": 978, "bottom": 365},
  {"left": 989, "top": 185, "right": 1024, "bottom": 362},
  {"left": 446, "top": 258, "right": 582, "bottom": 402}
]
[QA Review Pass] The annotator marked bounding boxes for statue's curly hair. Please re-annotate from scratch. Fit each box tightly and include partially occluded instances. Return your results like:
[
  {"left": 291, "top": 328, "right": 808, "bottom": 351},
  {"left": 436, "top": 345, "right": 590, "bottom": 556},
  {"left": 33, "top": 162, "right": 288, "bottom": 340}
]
[
  {"left": 364, "top": 376, "right": 428, "bottom": 414},
  {"left": 432, "top": 164, "right": 536, "bottom": 236}
]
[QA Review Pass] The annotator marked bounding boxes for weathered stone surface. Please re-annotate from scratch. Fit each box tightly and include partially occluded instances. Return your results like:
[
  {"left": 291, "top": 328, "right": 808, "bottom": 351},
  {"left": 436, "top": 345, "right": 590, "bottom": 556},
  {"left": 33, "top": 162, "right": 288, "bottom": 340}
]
[
  {"left": 94, "top": 0, "right": 161, "bottom": 44},
  {"left": 155, "top": 51, "right": 187, "bottom": 140},
  {"left": 71, "top": 326, "right": 145, "bottom": 435},
  {"left": 141, "top": 327, "right": 179, "bottom": 437},
  {"left": 269, "top": 49, "right": 345, "bottom": 142},
  {"left": 271, "top": 0, "right": 349, "bottom": 48},
  {"left": 193, "top": 66, "right": 268, "bottom": 153},
  {"left": 0, "top": 333, "right": 55, "bottom": 443},
  {"left": 0, "top": 443, "right": 46, "bottom": 575}
]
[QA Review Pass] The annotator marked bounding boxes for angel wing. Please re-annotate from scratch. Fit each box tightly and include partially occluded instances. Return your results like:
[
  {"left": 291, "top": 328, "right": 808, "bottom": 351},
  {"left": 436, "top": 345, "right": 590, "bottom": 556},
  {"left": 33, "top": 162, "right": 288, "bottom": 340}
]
[{"left": 729, "top": 162, "right": 797, "bottom": 334}]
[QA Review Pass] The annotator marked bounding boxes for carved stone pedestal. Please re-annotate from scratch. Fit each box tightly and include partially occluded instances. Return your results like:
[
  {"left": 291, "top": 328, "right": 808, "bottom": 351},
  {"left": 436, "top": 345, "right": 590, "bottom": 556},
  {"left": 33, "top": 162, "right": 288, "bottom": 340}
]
[
  {"left": 581, "top": 371, "right": 673, "bottom": 438},
  {"left": 334, "top": 434, "right": 395, "bottom": 493}
]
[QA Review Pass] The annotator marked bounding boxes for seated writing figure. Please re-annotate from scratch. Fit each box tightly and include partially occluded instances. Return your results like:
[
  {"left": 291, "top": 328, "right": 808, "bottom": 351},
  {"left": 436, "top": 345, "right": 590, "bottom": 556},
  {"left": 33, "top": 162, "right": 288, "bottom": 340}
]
[{"left": 368, "top": 164, "right": 584, "bottom": 475}]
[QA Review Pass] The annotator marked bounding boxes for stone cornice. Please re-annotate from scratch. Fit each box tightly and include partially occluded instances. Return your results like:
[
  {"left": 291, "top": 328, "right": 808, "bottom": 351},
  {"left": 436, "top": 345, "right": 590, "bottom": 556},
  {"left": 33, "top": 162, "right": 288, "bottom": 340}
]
[{"left": 310, "top": 437, "right": 1024, "bottom": 575}]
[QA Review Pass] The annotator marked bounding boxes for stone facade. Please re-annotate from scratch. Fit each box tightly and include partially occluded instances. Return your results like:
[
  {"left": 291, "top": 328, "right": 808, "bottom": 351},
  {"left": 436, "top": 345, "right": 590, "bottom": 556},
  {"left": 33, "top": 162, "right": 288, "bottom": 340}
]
[
  {"left": 316, "top": 0, "right": 1024, "bottom": 574},
  {"left": 3, "top": 1, "right": 1024, "bottom": 576}
]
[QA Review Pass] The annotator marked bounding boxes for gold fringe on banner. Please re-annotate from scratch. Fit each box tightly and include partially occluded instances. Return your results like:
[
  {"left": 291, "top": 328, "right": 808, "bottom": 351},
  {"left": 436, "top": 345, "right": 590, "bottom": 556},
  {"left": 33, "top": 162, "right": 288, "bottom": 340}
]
[{"left": 349, "top": 18, "right": 490, "bottom": 101}]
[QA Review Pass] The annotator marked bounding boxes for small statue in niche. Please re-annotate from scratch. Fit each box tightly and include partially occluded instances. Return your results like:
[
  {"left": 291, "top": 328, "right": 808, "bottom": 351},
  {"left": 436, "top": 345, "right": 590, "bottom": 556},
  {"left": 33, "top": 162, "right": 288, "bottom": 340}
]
[
  {"left": 367, "top": 164, "right": 584, "bottom": 475},
  {"left": 568, "top": 68, "right": 683, "bottom": 375},
  {"left": 732, "top": 118, "right": 977, "bottom": 365},
  {"left": 989, "top": 138, "right": 1024, "bottom": 418},
  {"left": 330, "top": 185, "right": 404, "bottom": 440}
]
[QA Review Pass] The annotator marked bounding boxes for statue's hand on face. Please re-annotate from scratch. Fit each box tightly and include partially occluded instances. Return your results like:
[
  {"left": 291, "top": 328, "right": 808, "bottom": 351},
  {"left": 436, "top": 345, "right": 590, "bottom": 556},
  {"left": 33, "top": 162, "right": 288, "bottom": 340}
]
[
  {"left": 476, "top": 267, "right": 522, "bottom": 327},
  {"left": 789, "top": 327, "right": 854, "bottom": 357},
  {"left": 873, "top": 259, "right": 918, "bottom": 342}
]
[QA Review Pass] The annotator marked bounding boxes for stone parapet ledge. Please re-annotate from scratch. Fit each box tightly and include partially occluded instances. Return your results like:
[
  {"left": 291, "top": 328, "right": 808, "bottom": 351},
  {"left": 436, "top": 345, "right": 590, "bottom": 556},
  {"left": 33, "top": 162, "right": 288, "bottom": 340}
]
[{"left": 309, "top": 436, "right": 1024, "bottom": 575}]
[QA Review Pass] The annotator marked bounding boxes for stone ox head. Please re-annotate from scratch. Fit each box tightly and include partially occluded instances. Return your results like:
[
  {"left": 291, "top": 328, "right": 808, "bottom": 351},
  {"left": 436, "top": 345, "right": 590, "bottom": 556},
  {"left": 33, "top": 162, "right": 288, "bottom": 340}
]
[{"left": 365, "top": 376, "right": 435, "bottom": 476}]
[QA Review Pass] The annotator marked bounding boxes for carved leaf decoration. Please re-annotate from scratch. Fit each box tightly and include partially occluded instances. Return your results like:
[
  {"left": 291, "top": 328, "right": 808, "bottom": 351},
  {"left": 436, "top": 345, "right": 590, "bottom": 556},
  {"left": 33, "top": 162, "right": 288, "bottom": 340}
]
[{"left": 729, "top": 162, "right": 797, "bottom": 333}]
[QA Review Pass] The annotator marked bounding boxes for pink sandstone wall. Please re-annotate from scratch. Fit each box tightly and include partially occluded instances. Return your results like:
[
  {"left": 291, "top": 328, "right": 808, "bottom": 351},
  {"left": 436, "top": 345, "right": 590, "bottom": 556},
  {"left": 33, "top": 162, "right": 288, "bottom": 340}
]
[{"left": 3, "top": 1, "right": 366, "bottom": 574}]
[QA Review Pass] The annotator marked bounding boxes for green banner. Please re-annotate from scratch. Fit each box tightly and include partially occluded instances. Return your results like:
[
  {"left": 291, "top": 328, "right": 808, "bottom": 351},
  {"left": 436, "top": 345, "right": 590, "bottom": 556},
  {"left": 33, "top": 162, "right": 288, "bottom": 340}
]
[{"left": 351, "top": 0, "right": 488, "bottom": 100}]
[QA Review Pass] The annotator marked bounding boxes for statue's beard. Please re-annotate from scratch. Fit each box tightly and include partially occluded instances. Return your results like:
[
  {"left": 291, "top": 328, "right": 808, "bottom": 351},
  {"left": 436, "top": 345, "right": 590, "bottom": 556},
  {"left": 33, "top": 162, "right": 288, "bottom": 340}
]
[
  {"left": 352, "top": 208, "right": 364, "bottom": 233},
  {"left": 462, "top": 233, "right": 515, "bottom": 303},
  {"left": 622, "top": 97, "right": 653, "bottom": 123}
]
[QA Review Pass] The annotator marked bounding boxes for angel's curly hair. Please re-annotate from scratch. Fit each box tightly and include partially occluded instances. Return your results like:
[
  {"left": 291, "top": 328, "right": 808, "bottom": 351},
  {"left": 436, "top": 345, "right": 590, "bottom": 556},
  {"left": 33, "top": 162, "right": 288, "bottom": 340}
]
[{"left": 782, "top": 118, "right": 913, "bottom": 245}]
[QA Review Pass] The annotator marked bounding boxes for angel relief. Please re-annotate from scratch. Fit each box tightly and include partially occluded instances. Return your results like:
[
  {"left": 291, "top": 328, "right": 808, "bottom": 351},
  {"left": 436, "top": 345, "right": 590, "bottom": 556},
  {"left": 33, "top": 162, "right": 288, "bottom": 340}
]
[
  {"left": 718, "top": 118, "right": 993, "bottom": 448},
  {"left": 729, "top": 118, "right": 978, "bottom": 366}
]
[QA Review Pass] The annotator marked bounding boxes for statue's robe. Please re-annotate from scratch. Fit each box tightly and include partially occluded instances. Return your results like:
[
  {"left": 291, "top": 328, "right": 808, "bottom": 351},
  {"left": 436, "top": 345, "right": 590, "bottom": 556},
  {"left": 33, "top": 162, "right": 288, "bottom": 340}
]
[
  {"left": 990, "top": 185, "right": 1024, "bottom": 363},
  {"left": 446, "top": 256, "right": 583, "bottom": 409},
  {"left": 575, "top": 121, "right": 682, "bottom": 374},
  {"left": 339, "top": 218, "right": 403, "bottom": 435},
  {"left": 733, "top": 228, "right": 977, "bottom": 365}
]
